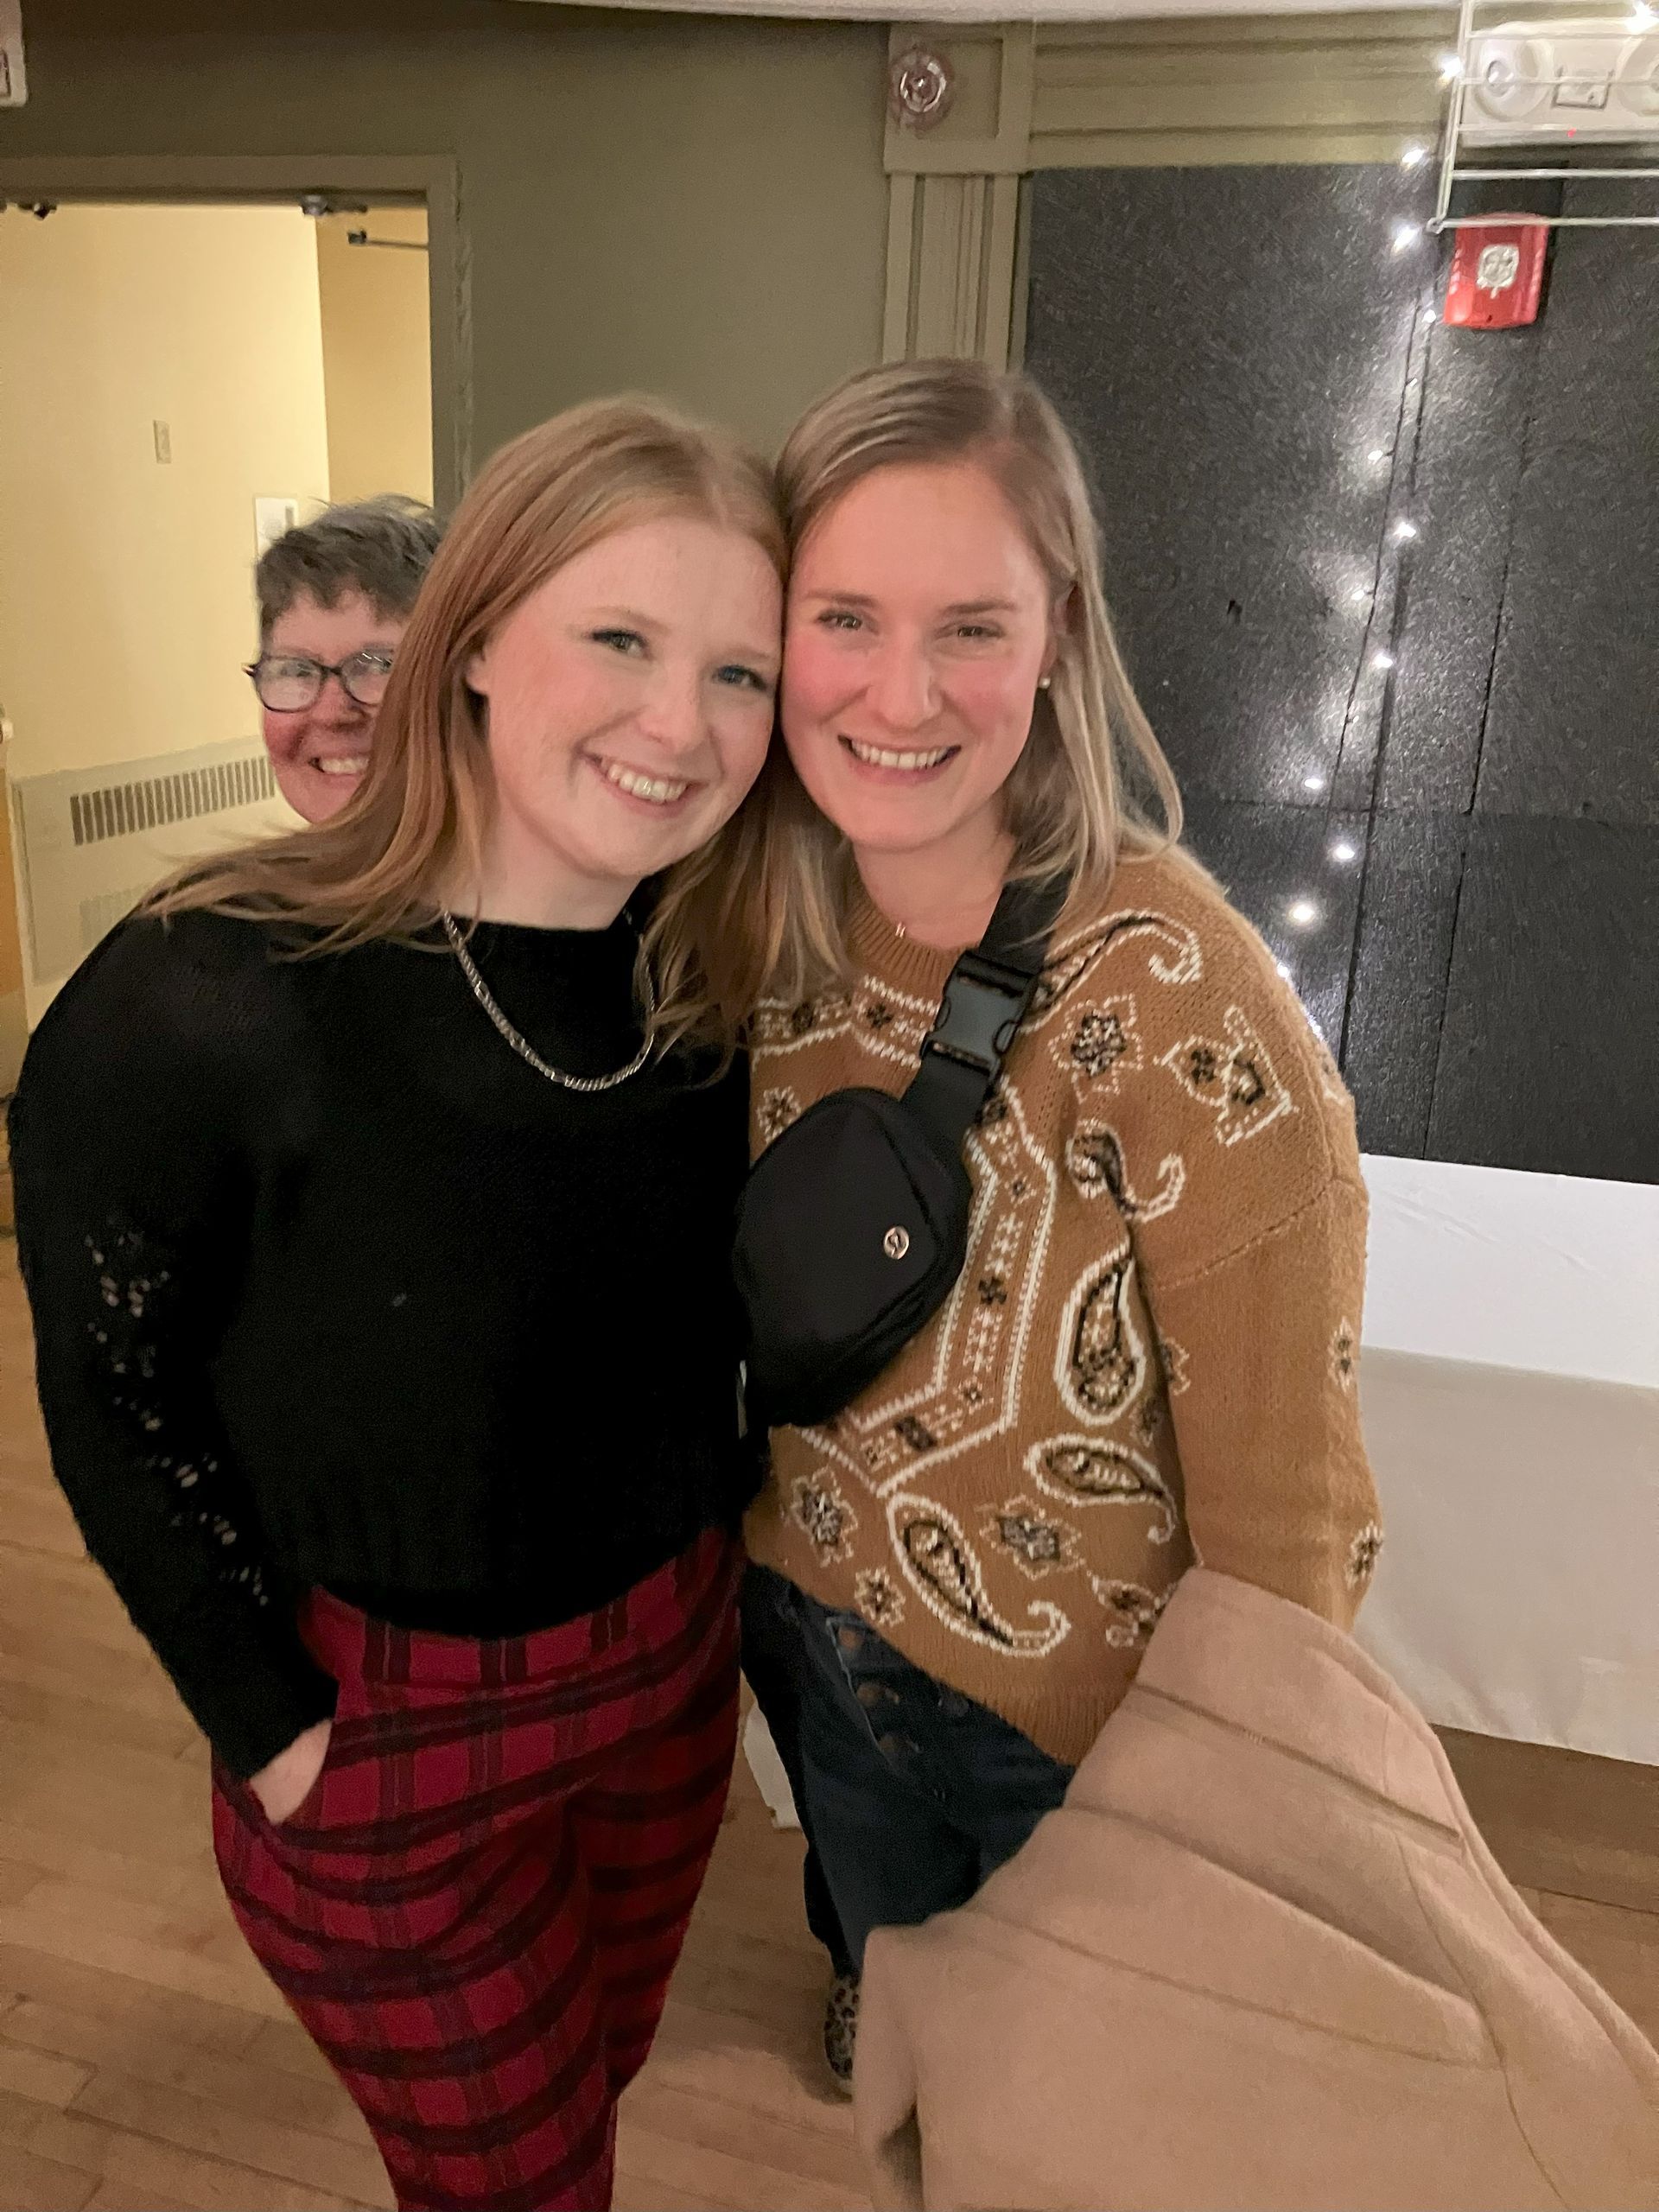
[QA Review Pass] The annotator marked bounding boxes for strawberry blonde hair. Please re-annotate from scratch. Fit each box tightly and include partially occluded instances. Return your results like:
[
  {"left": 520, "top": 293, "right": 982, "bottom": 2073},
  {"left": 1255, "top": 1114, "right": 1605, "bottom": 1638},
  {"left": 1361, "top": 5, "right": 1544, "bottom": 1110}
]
[{"left": 151, "top": 397, "right": 785, "bottom": 995}]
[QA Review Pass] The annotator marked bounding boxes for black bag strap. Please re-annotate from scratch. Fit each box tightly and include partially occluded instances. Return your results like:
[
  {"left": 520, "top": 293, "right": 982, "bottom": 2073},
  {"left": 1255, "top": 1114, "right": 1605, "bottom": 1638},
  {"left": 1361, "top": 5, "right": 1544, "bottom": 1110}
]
[{"left": 903, "top": 874, "right": 1071, "bottom": 1153}]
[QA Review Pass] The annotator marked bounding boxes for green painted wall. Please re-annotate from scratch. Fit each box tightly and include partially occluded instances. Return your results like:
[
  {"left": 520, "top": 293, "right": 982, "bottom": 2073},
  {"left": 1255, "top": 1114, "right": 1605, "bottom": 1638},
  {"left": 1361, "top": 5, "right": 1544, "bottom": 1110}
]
[{"left": 0, "top": 0, "right": 891, "bottom": 461}]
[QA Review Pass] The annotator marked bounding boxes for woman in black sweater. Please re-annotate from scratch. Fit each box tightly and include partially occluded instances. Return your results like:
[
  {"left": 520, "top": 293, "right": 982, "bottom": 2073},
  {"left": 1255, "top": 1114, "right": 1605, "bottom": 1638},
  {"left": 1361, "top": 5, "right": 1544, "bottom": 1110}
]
[{"left": 9, "top": 398, "right": 783, "bottom": 2212}]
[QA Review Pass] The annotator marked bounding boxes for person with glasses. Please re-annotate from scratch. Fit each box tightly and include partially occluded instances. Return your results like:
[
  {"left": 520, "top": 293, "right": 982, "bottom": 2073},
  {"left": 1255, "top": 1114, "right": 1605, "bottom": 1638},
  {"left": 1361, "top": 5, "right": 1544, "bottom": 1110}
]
[{"left": 249, "top": 495, "right": 442, "bottom": 823}]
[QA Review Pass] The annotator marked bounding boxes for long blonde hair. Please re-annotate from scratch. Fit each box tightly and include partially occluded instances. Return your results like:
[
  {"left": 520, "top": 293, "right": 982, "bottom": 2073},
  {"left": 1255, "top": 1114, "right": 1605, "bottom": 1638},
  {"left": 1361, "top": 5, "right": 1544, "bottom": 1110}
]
[
  {"left": 151, "top": 397, "right": 786, "bottom": 973},
  {"left": 648, "top": 358, "right": 1184, "bottom": 1033}
]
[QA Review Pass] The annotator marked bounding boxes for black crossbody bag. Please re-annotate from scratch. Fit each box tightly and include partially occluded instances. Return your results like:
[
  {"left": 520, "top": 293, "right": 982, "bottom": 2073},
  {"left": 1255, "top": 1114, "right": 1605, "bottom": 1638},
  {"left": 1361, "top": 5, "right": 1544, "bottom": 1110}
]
[{"left": 733, "top": 875, "right": 1069, "bottom": 1431}]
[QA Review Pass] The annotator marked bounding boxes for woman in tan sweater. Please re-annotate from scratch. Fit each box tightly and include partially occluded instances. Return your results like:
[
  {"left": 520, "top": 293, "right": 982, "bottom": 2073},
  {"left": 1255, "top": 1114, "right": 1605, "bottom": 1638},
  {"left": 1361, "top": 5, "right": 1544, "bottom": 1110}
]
[{"left": 663, "top": 358, "right": 1383, "bottom": 2088}]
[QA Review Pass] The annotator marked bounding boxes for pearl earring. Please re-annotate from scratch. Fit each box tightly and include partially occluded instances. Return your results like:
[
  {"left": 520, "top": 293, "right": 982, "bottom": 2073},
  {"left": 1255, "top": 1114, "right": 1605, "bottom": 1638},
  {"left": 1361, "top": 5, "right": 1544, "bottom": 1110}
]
[{"left": 1039, "top": 676, "right": 1052, "bottom": 691}]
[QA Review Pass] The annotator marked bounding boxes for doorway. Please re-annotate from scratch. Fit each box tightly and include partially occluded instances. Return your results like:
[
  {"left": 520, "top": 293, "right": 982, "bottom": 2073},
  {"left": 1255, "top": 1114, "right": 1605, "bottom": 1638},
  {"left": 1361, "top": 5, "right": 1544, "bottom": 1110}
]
[{"left": 0, "top": 160, "right": 461, "bottom": 1090}]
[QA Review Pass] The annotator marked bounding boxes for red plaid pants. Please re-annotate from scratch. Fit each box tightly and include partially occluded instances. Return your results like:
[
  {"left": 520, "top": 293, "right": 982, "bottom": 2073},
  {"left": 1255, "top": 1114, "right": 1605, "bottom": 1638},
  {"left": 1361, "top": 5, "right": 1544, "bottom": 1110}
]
[{"left": 213, "top": 1529, "right": 741, "bottom": 2212}]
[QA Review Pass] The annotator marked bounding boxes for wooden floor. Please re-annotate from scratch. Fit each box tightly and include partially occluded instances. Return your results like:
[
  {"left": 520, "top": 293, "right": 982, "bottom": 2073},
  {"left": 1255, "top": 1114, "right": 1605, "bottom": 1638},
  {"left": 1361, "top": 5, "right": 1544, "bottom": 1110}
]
[{"left": 1, "top": 1240, "right": 1656, "bottom": 2212}]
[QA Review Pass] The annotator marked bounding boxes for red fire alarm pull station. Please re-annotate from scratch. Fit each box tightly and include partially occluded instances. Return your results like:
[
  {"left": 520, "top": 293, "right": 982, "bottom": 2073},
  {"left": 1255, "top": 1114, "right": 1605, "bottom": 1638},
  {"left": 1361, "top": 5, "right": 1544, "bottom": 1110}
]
[{"left": 1443, "top": 218, "right": 1549, "bottom": 329}]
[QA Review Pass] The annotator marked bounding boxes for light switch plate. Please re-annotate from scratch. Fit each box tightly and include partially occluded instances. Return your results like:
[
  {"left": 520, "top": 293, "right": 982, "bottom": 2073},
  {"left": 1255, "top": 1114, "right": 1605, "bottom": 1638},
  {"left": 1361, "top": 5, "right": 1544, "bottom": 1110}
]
[
  {"left": 254, "top": 497, "right": 300, "bottom": 555},
  {"left": 0, "top": 0, "right": 25, "bottom": 107}
]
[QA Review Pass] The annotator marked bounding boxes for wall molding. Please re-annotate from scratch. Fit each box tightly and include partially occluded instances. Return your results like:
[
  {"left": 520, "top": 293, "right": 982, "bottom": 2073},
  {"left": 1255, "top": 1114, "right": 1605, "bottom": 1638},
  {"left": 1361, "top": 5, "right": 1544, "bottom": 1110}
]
[
  {"left": 882, "top": 10, "right": 1454, "bottom": 364},
  {"left": 882, "top": 169, "right": 1025, "bottom": 365}
]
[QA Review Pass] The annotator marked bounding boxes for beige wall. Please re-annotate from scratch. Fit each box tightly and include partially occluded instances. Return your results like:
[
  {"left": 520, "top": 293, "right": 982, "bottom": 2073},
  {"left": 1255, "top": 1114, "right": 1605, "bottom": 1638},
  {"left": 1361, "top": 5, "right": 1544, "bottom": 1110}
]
[
  {"left": 0, "top": 1, "right": 890, "bottom": 464},
  {"left": 316, "top": 207, "right": 434, "bottom": 506},
  {"left": 0, "top": 202, "right": 332, "bottom": 782}
]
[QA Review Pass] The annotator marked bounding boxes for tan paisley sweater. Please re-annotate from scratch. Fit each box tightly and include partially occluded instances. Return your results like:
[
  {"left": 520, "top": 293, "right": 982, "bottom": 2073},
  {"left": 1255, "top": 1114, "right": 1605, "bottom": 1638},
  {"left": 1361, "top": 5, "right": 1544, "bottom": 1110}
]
[{"left": 743, "top": 847, "right": 1382, "bottom": 1768}]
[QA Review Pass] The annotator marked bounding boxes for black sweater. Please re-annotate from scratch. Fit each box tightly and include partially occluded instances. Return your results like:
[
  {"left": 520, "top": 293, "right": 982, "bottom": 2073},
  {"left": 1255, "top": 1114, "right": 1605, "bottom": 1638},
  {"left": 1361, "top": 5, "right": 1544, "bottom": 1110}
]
[{"left": 9, "top": 907, "right": 753, "bottom": 1779}]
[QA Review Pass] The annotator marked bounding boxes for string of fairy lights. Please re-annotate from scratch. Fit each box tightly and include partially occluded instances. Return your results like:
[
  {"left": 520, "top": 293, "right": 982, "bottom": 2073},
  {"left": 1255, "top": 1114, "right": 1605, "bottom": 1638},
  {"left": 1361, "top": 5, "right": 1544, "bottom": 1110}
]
[
  {"left": 1270, "top": 136, "right": 1445, "bottom": 1000},
  {"left": 1270, "top": 9, "right": 1649, "bottom": 1001}
]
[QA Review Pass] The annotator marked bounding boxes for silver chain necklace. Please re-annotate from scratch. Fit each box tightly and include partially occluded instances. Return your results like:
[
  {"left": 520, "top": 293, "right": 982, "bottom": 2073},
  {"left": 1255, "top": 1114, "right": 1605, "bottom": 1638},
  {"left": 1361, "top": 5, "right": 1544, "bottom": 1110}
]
[{"left": 439, "top": 911, "right": 656, "bottom": 1093}]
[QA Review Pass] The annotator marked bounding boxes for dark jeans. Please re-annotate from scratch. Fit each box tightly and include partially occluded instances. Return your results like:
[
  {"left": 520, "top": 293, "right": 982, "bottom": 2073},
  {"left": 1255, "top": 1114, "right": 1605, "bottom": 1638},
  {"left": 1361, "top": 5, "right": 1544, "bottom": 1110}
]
[
  {"left": 740, "top": 1564, "right": 1073, "bottom": 1976},
  {"left": 739, "top": 1567, "right": 855, "bottom": 1977}
]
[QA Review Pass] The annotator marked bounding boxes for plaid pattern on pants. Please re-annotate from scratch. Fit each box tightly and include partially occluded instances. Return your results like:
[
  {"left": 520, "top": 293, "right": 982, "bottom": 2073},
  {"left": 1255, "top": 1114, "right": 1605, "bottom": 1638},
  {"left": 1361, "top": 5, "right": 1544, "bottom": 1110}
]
[{"left": 213, "top": 1529, "right": 741, "bottom": 2212}]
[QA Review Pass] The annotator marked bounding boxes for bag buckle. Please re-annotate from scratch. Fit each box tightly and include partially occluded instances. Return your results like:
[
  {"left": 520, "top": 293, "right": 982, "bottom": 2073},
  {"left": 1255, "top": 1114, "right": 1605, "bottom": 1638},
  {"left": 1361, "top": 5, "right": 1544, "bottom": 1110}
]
[{"left": 919, "top": 955, "right": 1034, "bottom": 1077}]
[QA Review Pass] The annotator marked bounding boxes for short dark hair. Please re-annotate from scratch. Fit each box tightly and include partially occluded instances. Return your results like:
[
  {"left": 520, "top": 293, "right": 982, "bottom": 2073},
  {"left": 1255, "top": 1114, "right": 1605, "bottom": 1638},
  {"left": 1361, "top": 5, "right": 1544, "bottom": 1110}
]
[{"left": 256, "top": 494, "right": 443, "bottom": 638}]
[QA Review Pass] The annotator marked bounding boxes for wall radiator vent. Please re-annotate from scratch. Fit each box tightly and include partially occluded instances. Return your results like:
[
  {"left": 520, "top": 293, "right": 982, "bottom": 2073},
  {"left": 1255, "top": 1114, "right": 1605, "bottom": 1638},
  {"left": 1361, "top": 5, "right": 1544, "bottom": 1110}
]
[
  {"left": 7, "top": 737, "right": 294, "bottom": 1018},
  {"left": 69, "top": 753, "right": 276, "bottom": 849}
]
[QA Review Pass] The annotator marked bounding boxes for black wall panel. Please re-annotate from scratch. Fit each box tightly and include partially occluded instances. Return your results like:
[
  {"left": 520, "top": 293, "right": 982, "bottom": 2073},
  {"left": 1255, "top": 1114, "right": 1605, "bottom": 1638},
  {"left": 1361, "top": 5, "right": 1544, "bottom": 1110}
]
[
  {"left": 1025, "top": 163, "right": 1657, "bottom": 1185},
  {"left": 1475, "top": 212, "right": 1659, "bottom": 828},
  {"left": 1027, "top": 165, "right": 1431, "bottom": 809},
  {"left": 1382, "top": 328, "right": 1529, "bottom": 814},
  {"left": 1428, "top": 817, "right": 1659, "bottom": 1182},
  {"left": 1342, "top": 810, "right": 1467, "bottom": 1159}
]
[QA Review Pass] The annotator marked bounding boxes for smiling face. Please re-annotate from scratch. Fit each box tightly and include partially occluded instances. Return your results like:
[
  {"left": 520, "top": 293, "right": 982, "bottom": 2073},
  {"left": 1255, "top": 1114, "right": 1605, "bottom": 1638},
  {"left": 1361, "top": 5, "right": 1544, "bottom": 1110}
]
[
  {"left": 259, "top": 590, "right": 408, "bottom": 823},
  {"left": 781, "top": 459, "right": 1058, "bottom": 874},
  {"left": 462, "top": 513, "right": 782, "bottom": 927}
]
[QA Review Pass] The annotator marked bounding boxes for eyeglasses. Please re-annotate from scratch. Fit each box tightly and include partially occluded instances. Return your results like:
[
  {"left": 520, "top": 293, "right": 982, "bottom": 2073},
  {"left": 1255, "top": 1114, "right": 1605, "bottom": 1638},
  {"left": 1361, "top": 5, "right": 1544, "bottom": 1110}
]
[{"left": 246, "top": 649, "right": 396, "bottom": 712}]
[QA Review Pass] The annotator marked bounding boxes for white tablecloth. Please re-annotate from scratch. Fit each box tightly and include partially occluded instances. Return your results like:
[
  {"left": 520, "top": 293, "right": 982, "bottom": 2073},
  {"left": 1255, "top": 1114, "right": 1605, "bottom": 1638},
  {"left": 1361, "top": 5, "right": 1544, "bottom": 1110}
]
[{"left": 1354, "top": 1154, "right": 1659, "bottom": 1766}]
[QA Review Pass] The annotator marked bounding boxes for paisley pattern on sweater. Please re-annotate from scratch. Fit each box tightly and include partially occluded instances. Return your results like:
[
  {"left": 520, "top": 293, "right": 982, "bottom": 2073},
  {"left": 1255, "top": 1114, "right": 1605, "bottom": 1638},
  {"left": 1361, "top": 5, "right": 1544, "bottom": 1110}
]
[{"left": 746, "top": 850, "right": 1382, "bottom": 1766}]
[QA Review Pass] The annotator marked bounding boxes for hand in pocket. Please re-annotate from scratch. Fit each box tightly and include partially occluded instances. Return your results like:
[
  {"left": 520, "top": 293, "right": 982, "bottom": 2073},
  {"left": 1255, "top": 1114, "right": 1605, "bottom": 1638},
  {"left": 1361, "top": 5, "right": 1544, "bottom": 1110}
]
[{"left": 250, "top": 1717, "right": 334, "bottom": 1824}]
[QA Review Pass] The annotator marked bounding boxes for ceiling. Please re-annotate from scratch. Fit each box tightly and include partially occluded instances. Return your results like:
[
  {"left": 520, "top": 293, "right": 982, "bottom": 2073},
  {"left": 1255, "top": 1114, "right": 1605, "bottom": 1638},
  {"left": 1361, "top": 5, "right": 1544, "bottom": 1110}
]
[{"left": 512, "top": 0, "right": 1447, "bottom": 21}]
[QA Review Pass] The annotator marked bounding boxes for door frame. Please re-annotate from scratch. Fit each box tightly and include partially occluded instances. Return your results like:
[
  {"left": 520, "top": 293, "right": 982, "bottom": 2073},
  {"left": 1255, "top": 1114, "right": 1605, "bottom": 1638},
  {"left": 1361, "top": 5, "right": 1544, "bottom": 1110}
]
[{"left": 0, "top": 152, "right": 469, "bottom": 505}]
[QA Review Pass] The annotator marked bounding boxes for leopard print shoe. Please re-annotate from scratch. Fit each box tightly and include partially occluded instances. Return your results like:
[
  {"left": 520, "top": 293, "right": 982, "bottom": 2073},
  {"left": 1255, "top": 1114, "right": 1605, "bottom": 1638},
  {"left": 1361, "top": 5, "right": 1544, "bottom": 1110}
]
[{"left": 823, "top": 1971, "right": 860, "bottom": 2097}]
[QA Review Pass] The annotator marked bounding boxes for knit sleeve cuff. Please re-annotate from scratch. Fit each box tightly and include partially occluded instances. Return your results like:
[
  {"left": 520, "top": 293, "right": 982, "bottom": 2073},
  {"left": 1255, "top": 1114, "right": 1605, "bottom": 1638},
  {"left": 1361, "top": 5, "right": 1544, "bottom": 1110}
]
[{"left": 154, "top": 1586, "right": 340, "bottom": 1781}]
